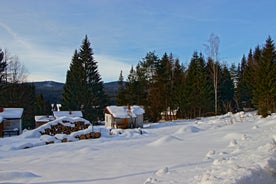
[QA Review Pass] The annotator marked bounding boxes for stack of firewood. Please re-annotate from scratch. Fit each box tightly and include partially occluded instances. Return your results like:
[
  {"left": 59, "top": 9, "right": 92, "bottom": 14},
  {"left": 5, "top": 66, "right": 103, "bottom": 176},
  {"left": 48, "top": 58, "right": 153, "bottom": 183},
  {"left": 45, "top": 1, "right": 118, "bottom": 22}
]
[
  {"left": 40, "top": 121, "right": 89, "bottom": 135},
  {"left": 0, "top": 123, "right": 3, "bottom": 137},
  {"left": 39, "top": 121, "right": 101, "bottom": 143},
  {"left": 74, "top": 132, "right": 101, "bottom": 140}
]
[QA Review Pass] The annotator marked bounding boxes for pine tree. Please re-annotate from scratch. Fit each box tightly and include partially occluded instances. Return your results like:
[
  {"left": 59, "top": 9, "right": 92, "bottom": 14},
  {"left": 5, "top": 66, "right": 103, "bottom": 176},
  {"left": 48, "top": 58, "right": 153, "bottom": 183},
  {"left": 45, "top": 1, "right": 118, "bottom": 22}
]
[
  {"left": 205, "top": 58, "right": 216, "bottom": 115},
  {"left": 35, "top": 93, "right": 44, "bottom": 115},
  {"left": 185, "top": 52, "right": 210, "bottom": 118},
  {"left": 218, "top": 65, "right": 235, "bottom": 113},
  {"left": 171, "top": 58, "right": 186, "bottom": 118},
  {"left": 252, "top": 36, "right": 276, "bottom": 116},
  {"left": 237, "top": 55, "right": 249, "bottom": 108},
  {"left": 79, "top": 35, "right": 108, "bottom": 123},
  {"left": 61, "top": 50, "right": 85, "bottom": 111},
  {"left": 147, "top": 53, "right": 173, "bottom": 121},
  {"left": 116, "top": 70, "right": 127, "bottom": 105},
  {"left": 61, "top": 36, "right": 108, "bottom": 123},
  {"left": 135, "top": 51, "right": 159, "bottom": 119},
  {"left": 124, "top": 66, "right": 138, "bottom": 105},
  {"left": 44, "top": 100, "right": 52, "bottom": 115}
]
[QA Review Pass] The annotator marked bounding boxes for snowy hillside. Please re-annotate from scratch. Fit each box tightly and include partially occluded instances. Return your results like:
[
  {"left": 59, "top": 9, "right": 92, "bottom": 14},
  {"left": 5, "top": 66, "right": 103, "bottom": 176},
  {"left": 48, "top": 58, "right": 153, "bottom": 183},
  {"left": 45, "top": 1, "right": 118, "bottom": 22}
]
[{"left": 0, "top": 111, "right": 275, "bottom": 184}]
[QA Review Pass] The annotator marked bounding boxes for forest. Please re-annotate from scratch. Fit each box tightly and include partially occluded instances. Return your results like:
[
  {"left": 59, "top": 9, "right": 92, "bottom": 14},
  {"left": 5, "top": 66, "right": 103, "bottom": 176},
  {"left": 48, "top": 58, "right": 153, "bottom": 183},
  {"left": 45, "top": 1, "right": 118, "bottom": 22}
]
[
  {"left": 116, "top": 35, "right": 276, "bottom": 121},
  {"left": 0, "top": 35, "right": 275, "bottom": 129}
]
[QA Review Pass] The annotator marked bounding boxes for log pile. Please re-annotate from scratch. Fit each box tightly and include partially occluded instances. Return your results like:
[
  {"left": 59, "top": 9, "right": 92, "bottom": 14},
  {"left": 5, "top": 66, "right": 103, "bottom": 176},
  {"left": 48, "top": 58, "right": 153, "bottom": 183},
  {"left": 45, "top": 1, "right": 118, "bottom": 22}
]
[
  {"left": 0, "top": 123, "right": 3, "bottom": 137},
  {"left": 74, "top": 132, "right": 101, "bottom": 140},
  {"left": 39, "top": 120, "right": 101, "bottom": 144},
  {"left": 40, "top": 121, "right": 89, "bottom": 135}
]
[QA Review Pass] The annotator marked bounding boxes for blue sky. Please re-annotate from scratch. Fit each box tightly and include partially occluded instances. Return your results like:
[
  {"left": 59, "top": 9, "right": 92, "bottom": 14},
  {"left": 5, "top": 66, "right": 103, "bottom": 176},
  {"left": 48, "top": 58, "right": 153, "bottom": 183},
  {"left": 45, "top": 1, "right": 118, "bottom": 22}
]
[{"left": 1, "top": 0, "right": 275, "bottom": 83}]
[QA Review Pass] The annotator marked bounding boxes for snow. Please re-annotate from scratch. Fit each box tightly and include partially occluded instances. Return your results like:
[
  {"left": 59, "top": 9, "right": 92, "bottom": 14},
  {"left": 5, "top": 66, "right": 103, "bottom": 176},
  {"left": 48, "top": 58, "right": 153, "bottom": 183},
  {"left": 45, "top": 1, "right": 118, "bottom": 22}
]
[
  {"left": 106, "top": 105, "right": 144, "bottom": 118},
  {"left": 0, "top": 111, "right": 275, "bottom": 184},
  {"left": 0, "top": 108, "right": 24, "bottom": 119},
  {"left": 53, "top": 111, "right": 83, "bottom": 118}
]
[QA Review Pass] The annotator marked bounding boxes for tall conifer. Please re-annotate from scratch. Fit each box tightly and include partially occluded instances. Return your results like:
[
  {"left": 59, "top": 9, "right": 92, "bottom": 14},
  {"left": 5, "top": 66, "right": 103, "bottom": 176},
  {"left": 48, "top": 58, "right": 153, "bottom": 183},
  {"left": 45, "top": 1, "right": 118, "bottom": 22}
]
[
  {"left": 61, "top": 36, "right": 107, "bottom": 123},
  {"left": 185, "top": 52, "right": 209, "bottom": 118},
  {"left": 252, "top": 36, "right": 276, "bottom": 116},
  {"left": 116, "top": 70, "right": 126, "bottom": 105},
  {"left": 218, "top": 65, "right": 234, "bottom": 113}
]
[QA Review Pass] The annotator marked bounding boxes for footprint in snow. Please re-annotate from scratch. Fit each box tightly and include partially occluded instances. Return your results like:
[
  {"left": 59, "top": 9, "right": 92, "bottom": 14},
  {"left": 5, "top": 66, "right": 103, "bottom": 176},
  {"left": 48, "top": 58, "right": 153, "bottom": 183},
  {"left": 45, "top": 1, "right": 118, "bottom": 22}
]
[
  {"left": 228, "top": 139, "right": 238, "bottom": 147},
  {"left": 144, "top": 177, "right": 158, "bottom": 184},
  {"left": 205, "top": 150, "right": 216, "bottom": 160},
  {"left": 155, "top": 167, "right": 169, "bottom": 176},
  {"left": 241, "top": 134, "right": 249, "bottom": 141}
]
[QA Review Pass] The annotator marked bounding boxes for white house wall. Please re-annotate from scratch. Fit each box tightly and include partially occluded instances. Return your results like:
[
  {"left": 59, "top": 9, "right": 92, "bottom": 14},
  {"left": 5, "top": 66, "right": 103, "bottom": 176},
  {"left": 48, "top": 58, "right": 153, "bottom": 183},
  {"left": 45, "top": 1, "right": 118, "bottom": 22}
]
[
  {"left": 105, "top": 114, "right": 113, "bottom": 127},
  {"left": 136, "top": 115, "right": 144, "bottom": 128}
]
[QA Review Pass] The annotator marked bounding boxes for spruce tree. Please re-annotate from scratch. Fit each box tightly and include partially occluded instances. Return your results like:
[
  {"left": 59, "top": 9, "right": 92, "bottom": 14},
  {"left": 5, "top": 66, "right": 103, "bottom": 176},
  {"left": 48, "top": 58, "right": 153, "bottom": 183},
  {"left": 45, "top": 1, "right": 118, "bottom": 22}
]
[
  {"left": 61, "top": 50, "right": 85, "bottom": 111},
  {"left": 80, "top": 35, "right": 108, "bottom": 123},
  {"left": 35, "top": 93, "right": 45, "bottom": 115},
  {"left": 171, "top": 58, "right": 186, "bottom": 118},
  {"left": 61, "top": 36, "right": 107, "bottom": 123},
  {"left": 185, "top": 52, "right": 210, "bottom": 118},
  {"left": 124, "top": 66, "right": 138, "bottom": 105},
  {"left": 218, "top": 65, "right": 234, "bottom": 113},
  {"left": 205, "top": 58, "right": 216, "bottom": 115},
  {"left": 135, "top": 51, "right": 159, "bottom": 119},
  {"left": 116, "top": 70, "right": 127, "bottom": 105},
  {"left": 252, "top": 36, "right": 276, "bottom": 116},
  {"left": 147, "top": 53, "right": 172, "bottom": 121}
]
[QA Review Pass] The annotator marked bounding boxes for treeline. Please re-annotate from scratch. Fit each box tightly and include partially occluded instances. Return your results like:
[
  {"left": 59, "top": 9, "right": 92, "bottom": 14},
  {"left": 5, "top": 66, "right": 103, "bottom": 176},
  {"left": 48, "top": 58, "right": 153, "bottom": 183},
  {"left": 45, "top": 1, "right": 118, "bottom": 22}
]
[
  {"left": 0, "top": 35, "right": 275, "bottom": 129},
  {"left": 116, "top": 36, "right": 276, "bottom": 121}
]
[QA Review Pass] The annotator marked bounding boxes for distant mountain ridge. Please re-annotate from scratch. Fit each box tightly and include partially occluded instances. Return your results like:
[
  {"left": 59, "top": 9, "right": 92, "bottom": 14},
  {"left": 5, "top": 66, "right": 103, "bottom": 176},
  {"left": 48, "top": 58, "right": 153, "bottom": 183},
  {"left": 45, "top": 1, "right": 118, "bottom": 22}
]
[
  {"left": 32, "top": 81, "right": 120, "bottom": 104},
  {"left": 32, "top": 81, "right": 64, "bottom": 104}
]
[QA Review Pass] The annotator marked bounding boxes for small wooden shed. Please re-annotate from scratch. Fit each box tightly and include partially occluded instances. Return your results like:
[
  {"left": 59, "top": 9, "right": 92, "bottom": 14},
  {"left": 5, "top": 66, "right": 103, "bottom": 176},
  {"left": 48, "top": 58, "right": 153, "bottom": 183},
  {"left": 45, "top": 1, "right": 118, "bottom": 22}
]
[
  {"left": 0, "top": 108, "right": 24, "bottom": 137},
  {"left": 105, "top": 105, "right": 144, "bottom": 129}
]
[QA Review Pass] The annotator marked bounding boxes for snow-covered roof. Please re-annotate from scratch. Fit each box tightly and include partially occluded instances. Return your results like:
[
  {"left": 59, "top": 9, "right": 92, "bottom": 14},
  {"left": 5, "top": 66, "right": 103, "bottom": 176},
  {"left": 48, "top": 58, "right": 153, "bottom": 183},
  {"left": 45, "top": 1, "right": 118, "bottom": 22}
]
[
  {"left": 37, "top": 116, "right": 91, "bottom": 130},
  {"left": 53, "top": 111, "right": 83, "bottom": 118},
  {"left": 35, "top": 115, "right": 55, "bottom": 122},
  {"left": 0, "top": 108, "right": 24, "bottom": 119},
  {"left": 106, "top": 105, "right": 144, "bottom": 118}
]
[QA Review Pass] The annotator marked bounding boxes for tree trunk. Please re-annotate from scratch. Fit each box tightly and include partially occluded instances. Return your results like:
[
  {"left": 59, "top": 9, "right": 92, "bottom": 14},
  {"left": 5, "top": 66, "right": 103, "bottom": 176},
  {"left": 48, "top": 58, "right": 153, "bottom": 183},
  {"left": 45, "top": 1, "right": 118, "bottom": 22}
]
[{"left": 213, "top": 62, "right": 218, "bottom": 115}]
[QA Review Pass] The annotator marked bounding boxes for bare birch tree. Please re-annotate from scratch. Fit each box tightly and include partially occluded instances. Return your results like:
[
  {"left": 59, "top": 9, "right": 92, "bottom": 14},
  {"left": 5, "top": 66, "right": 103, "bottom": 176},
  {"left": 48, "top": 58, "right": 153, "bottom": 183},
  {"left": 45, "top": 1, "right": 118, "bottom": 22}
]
[
  {"left": 1, "top": 49, "right": 28, "bottom": 83},
  {"left": 7, "top": 55, "right": 28, "bottom": 83},
  {"left": 204, "top": 33, "right": 220, "bottom": 115}
]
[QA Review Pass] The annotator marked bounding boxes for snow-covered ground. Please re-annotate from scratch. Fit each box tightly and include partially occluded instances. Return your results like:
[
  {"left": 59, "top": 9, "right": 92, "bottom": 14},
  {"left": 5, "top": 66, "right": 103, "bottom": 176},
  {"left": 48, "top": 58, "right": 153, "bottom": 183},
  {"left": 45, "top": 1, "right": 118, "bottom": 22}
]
[{"left": 0, "top": 111, "right": 275, "bottom": 184}]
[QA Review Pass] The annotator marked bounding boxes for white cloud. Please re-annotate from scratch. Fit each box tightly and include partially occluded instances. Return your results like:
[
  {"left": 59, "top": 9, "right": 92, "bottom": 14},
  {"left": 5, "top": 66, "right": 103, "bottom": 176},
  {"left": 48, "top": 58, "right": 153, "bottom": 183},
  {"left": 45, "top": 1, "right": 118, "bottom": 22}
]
[
  {"left": 95, "top": 55, "right": 132, "bottom": 82},
  {"left": 0, "top": 21, "right": 132, "bottom": 83}
]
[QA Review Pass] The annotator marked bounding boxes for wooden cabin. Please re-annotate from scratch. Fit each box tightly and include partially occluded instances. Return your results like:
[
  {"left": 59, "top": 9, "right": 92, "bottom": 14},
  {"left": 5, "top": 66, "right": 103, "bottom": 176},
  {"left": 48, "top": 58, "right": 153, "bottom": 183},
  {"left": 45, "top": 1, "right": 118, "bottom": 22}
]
[{"left": 104, "top": 105, "right": 144, "bottom": 129}]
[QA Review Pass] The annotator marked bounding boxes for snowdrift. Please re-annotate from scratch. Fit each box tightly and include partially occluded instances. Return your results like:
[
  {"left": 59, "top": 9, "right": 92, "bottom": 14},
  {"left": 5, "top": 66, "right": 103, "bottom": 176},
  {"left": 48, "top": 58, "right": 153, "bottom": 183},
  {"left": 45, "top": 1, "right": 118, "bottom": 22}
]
[{"left": 0, "top": 111, "right": 275, "bottom": 184}]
